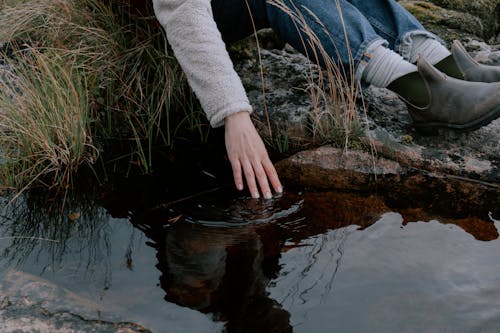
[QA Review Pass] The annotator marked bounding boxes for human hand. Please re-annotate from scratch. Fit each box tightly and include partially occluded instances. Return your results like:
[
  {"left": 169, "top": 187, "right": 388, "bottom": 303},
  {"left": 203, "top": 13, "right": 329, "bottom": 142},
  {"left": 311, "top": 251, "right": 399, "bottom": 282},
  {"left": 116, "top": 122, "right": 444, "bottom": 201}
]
[{"left": 224, "top": 111, "right": 283, "bottom": 199}]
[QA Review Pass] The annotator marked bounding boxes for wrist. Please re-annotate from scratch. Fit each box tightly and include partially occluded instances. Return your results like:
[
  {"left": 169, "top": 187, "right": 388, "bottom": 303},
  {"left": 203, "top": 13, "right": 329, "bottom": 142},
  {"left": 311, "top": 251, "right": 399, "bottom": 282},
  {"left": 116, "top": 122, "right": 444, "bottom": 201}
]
[{"left": 224, "top": 110, "right": 251, "bottom": 126}]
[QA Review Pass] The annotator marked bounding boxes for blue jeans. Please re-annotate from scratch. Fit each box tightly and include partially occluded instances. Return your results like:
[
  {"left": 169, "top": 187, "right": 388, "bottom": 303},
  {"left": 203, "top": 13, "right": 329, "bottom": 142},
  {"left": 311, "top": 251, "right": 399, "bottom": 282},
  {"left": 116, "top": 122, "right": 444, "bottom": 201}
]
[{"left": 211, "top": 0, "right": 440, "bottom": 82}]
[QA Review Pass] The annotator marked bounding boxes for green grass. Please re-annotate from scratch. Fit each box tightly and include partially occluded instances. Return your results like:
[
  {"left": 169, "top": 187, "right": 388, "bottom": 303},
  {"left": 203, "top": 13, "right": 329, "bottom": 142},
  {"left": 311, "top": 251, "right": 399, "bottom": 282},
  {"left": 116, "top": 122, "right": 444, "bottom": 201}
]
[
  {"left": 0, "top": 0, "right": 208, "bottom": 190},
  {"left": 0, "top": 48, "right": 97, "bottom": 190}
]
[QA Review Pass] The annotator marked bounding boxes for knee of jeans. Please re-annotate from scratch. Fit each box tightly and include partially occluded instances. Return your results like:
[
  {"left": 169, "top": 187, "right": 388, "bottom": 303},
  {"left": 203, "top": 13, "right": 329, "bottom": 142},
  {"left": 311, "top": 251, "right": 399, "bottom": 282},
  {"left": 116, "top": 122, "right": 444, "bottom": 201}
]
[{"left": 396, "top": 30, "right": 446, "bottom": 61}]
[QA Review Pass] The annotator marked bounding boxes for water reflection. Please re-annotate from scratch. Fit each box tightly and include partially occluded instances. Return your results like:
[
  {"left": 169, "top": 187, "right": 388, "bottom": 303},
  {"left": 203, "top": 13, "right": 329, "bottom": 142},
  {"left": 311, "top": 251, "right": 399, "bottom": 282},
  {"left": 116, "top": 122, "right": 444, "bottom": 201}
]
[
  {"left": 161, "top": 224, "right": 291, "bottom": 332},
  {"left": 0, "top": 189, "right": 182, "bottom": 332},
  {"left": 133, "top": 194, "right": 296, "bottom": 333},
  {"left": 0, "top": 179, "right": 498, "bottom": 332},
  {"left": 131, "top": 188, "right": 499, "bottom": 332},
  {"left": 0, "top": 190, "right": 111, "bottom": 270}
]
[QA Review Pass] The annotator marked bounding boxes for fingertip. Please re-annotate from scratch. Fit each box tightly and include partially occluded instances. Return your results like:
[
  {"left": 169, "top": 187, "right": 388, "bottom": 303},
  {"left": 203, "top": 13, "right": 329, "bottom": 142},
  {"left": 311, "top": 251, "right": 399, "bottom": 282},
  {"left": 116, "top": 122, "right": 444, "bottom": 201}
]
[
  {"left": 271, "top": 179, "right": 283, "bottom": 194},
  {"left": 262, "top": 160, "right": 283, "bottom": 194}
]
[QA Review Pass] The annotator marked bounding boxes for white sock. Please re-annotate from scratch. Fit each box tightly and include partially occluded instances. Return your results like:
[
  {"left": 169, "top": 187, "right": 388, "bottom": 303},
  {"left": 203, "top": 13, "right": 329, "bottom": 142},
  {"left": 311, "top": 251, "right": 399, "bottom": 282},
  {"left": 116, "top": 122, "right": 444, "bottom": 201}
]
[
  {"left": 409, "top": 35, "right": 451, "bottom": 64},
  {"left": 362, "top": 45, "right": 416, "bottom": 88}
]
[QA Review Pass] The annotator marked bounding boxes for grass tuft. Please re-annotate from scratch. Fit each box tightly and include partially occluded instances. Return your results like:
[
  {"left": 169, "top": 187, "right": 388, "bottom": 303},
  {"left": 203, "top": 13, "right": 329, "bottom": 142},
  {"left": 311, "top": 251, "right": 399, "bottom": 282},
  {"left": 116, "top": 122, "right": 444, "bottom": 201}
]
[
  {"left": 0, "top": 0, "right": 207, "bottom": 190},
  {"left": 267, "top": 0, "right": 365, "bottom": 150},
  {"left": 0, "top": 48, "right": 98, "bottom": 190}
]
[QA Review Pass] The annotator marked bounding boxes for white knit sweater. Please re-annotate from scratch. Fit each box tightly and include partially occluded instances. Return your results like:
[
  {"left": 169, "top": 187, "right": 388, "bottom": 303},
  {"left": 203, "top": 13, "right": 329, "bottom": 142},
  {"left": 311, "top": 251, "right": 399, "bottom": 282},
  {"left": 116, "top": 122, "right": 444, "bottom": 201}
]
[{"left": 152, "top": 0, "right": 253, "bottom": 128}]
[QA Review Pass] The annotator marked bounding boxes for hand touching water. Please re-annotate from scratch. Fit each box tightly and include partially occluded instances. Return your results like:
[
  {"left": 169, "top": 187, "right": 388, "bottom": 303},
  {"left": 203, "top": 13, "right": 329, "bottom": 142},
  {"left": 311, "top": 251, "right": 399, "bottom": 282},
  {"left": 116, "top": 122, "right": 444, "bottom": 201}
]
[{"left": 224, "top": 111, "right": 283, "bottom": 199}]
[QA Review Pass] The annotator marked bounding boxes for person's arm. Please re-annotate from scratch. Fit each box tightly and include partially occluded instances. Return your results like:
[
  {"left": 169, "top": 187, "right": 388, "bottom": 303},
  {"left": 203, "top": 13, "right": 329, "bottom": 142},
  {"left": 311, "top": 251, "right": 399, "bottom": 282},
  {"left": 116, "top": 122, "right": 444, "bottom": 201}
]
[{"left": 152, "top": 0, "right": 282, "bottom": 198}]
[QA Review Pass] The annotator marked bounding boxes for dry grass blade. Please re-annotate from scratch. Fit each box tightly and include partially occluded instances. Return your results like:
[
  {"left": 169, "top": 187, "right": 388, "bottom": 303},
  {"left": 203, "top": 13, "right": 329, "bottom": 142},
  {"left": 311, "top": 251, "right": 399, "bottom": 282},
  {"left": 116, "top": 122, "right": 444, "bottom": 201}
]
[
  {"left": 0, "top": 0, "right": 204, "bottom": 191},
  {"left": 0, "top": 48, "right": 98, "bottom": 190},
  {"left": 267, "top": 0, "right": 364, "bottom": 149}
]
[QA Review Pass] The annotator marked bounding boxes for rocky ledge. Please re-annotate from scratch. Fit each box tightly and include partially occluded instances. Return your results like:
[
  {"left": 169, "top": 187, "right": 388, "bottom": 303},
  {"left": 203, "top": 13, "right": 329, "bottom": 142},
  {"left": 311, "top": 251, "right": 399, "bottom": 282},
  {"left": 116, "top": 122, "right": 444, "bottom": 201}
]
[{"left": 233, "top": 0, "right": 500, "bottom": 197}]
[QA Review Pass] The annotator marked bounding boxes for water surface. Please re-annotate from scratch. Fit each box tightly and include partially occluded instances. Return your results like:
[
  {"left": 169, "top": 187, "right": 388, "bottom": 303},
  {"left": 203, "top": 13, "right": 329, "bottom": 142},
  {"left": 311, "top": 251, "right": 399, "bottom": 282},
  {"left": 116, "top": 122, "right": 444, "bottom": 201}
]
[{"left": 0, "top": 186, "right": 499, "bottom": 332}]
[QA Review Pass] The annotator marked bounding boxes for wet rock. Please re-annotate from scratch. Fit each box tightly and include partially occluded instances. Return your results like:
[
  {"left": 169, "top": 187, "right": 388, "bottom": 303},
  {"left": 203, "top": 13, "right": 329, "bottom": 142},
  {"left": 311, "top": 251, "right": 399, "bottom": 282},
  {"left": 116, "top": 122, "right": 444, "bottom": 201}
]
[
  {"left": 0, "top": 299, "right": 151, "bottom": 333},
  {"left": 0, "top": 269, "right": 151, "bottom": 333},
  {"left": 275, "top": 146, "right": 402, "bottom": 192},
  {"left": 275, "top": 146, "right": 500, "bottom": 217}
]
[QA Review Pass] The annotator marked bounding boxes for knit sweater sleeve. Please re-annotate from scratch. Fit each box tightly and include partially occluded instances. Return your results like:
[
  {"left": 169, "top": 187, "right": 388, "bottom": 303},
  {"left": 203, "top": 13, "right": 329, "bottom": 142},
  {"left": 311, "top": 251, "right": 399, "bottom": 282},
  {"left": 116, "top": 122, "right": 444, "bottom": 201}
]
[{"left": 152, "top": 0, "right": 253, "bottom": 128}]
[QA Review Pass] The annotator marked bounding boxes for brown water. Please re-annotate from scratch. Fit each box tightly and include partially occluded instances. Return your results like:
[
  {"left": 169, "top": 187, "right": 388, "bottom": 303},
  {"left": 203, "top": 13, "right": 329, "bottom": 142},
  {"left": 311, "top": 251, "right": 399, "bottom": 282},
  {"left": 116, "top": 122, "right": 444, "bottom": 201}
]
[{"left": 0, "top": 185, "right": 499, "bottom": 332}]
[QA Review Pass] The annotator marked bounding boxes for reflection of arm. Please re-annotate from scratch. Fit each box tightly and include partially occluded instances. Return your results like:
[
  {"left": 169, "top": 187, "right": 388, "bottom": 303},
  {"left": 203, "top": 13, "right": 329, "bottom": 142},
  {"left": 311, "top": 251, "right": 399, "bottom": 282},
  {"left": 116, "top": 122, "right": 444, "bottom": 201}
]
[{"left": 152, "top": 0, "right": 253, "bottom": 127}]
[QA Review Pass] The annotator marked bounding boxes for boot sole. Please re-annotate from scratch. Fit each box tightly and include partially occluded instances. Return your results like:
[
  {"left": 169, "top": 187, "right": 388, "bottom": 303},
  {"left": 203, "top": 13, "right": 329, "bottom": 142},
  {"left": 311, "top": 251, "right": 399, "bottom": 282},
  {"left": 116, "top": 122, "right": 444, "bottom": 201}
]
[{"left": 413, "top": 104, "right": 500, "bottom": 136}]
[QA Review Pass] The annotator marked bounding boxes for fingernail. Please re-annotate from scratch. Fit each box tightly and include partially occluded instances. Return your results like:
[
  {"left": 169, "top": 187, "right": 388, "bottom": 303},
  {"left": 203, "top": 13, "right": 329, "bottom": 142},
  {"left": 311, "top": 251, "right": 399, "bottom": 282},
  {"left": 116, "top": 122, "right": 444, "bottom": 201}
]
[
  {"left": 252, "top": 192, "right": 260, "bottom": 199},
  {"left": 237, "top": 183, "right": 243, "bottom": 191},
  {"left": 265, "top": 191, "right": 272, "bottom": 199},
  {"left": 277, "top": 185, "right": 283, "bottom": 193}
]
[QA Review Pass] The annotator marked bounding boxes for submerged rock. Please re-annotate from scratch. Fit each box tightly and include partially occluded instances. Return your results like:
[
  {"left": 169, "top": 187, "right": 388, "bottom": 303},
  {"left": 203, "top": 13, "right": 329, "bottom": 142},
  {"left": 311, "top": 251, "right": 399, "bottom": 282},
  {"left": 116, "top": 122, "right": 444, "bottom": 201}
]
[{"left": 0, "top": 269, "right": 151, "bottom": 333}]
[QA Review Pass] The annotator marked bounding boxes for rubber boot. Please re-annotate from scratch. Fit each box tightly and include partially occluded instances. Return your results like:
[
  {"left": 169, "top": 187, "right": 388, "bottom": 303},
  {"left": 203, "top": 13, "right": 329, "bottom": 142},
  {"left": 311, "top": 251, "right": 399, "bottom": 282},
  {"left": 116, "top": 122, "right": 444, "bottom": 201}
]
[
  {"left": 434, "top": 40, "right": 500, "bottom": 82},
  {"left": 387, "top": 56, "right": 500, "bottom": 134}
]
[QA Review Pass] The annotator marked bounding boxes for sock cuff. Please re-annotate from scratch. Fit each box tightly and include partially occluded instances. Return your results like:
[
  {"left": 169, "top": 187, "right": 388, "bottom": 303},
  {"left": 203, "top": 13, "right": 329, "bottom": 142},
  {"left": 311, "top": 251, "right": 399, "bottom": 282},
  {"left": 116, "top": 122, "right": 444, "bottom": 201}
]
[
  {"left": 409, "top": 35, "right": 451, "bottom": 64},
  {"left": 362, "top": 45, "right": 417, "bottom": 88}
]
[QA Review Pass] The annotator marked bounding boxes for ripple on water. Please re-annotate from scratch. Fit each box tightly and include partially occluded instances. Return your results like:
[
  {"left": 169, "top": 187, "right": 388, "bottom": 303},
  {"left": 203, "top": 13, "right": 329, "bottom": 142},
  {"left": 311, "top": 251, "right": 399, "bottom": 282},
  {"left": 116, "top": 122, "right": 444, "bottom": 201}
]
[
  {"left": 1, "top": 187, "right": 499, "bottom": 333},
  {"left": 177, "top": 189, "right": 304, "bottom": 227}
]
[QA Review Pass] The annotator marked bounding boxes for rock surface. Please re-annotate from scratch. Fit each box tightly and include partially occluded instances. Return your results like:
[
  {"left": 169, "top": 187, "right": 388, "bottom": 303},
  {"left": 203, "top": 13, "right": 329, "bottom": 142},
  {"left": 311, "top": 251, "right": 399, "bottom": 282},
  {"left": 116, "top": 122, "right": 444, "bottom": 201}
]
[
  {"left": 236, "top": 39, "right": 500, "bottom": 184},
  {"left": 275, "top": 146, "right": 499, "bottom": 217},
  {"left": 232, "top": 0, "right": 500, "bottom": 190},
  {"left": 400, "top": 0, "right": 500, "bottom": 43},
  {"left": 0, "top": 269, "right": 151, "bottom": 333}
]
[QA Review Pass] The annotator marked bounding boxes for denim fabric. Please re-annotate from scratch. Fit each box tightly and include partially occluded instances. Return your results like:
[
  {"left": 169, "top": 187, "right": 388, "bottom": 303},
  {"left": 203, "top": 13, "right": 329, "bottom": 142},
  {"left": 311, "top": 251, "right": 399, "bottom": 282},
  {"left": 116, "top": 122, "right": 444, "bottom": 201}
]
[{"left": 211, "top": 0, "right": 441, "bottom": 83}]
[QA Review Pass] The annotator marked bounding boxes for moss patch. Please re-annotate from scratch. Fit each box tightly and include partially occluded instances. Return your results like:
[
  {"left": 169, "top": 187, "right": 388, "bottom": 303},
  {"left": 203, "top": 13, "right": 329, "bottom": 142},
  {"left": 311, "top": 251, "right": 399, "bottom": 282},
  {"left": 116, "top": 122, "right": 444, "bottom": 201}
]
[{"left": 399, "top": 0, "right": 499, "bottom": 43}]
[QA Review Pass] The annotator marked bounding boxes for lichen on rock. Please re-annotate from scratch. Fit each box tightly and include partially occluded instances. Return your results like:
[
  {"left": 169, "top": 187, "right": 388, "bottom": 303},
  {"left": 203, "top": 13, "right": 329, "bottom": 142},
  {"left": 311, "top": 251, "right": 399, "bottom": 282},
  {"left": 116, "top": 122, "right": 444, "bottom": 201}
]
[{"left": 399, "top": 0, "right": 500, "bottom": 43}]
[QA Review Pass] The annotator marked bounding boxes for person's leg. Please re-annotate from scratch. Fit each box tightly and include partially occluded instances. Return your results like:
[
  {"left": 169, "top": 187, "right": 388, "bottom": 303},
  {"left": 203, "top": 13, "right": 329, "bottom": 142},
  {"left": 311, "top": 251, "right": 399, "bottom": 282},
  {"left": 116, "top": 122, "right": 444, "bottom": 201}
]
[
  {"left": 212, "top": 0, "right": 421, "bottom": 86},
  {"left": 211, "top": 0, "right": 500, "bottom": 131},
  {"left": 264, "top": 0, "right": 387, "bottom": 83},
  {"left": 212, "top": 0, "right": 414, "bottom": 86},
  {"left": 343, "top": 0, "right": 500, "bottom": 81},
  {"left": 347, "top": 0, "right": 441, "bottom": 53},
  {"left": 343, "top": 0, "right": 448, "bottom": 61},
  {"left": 267, "top": 0, "right": 499, "bottom": 132},
  {"left": 211, "top": 1, "right": 461, "bottom": 105},
  {"left": 345, "top": 0, "right": 500, "bottom": 81},
  {"left": 211, "top": 0, "right": 270, "bottom": 44}
]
